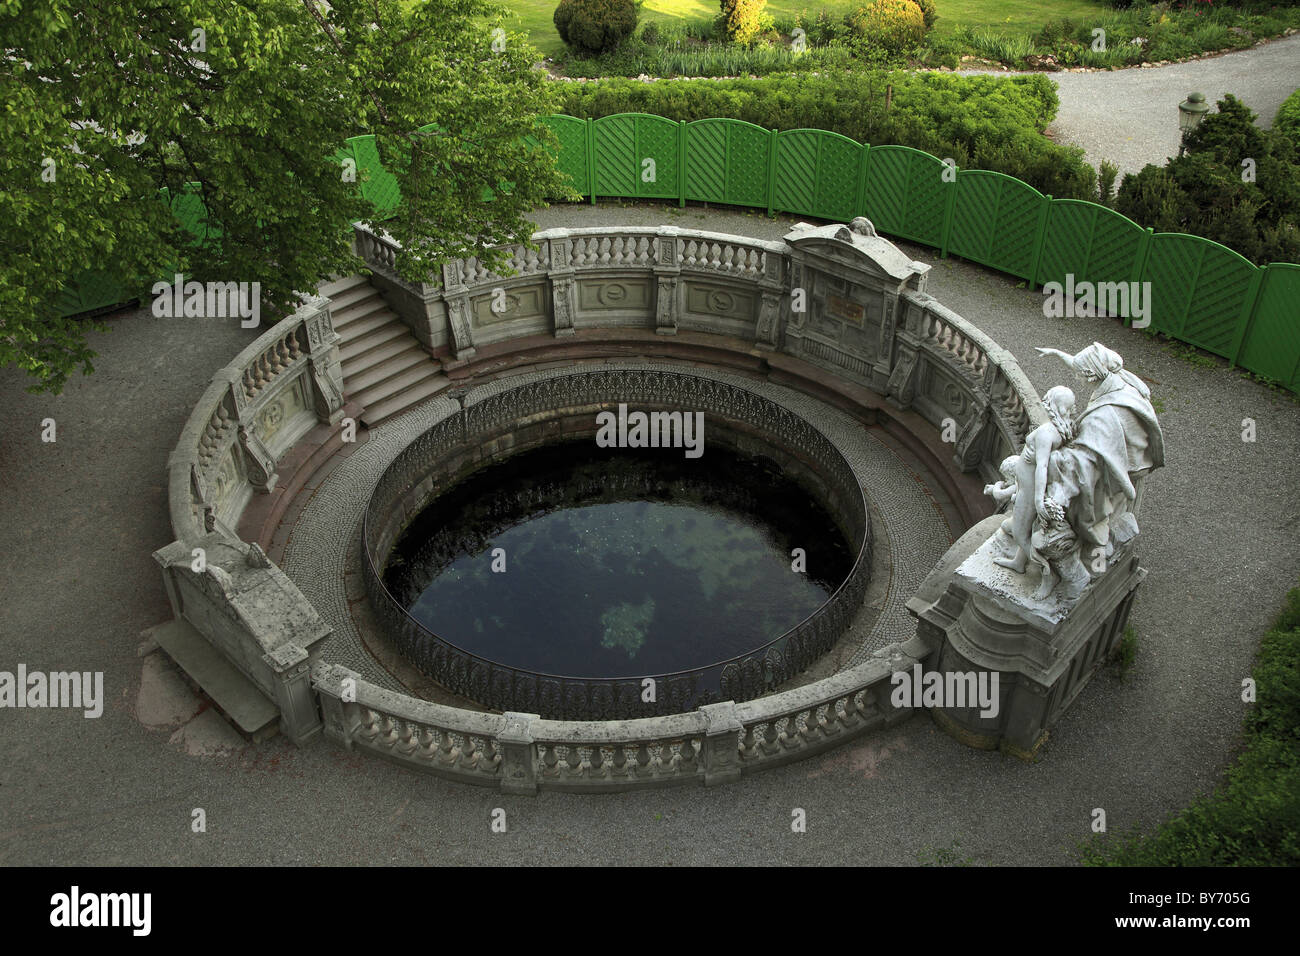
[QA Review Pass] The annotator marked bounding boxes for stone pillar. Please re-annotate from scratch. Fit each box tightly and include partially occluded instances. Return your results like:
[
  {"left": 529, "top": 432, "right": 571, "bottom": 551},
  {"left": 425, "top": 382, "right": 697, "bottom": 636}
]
[
  {"left": 546, "top": 233, "right": 577, "bottom": 338},
  {"left": 653, "top": 226, "right": 681, "bottom": 336},
  {"left": 301, "top": 298, "right": 345, "bottom": 425},
  {"left": 498, "top": 712, "right": 540, "bottom": 794},
  {"left": 441, "top": 261, "right": 477, "bottom": 361},
  {"left": 908, "top": 515, "right": 1145, "bottom": 759},
  {"left": 700, "top": 701, "right": 744, "bottom": 786},
  {"left": 264, "top": 643, "right": 322, "bottom": 745}
]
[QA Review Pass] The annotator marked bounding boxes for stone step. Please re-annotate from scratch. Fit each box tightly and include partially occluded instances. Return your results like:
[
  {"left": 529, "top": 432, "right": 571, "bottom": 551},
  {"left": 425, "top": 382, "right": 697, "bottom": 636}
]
[
  {"left": 328, "top": 285, "right": 383, "bottom": 316},
  {"left": 351, "top": 359, "right": 441, "bottom": 409},
  {"left": 361, "top": 374, "right": 448, "bottom": 426},
  {"left": 335, "top": 308, "right": 397, "bottom": 343},
  {"left": 148, "top": 618, "right": 279, "bottom": 739},
  {"left": 318, "top": 274, "right": 369, "bottom": 299},
  {"left": 332, "top": 299, "right": 391, "bottom": 334},
  {"left": 345, "top": 344, "right": 428, "bottom": 393},
  {"left": 339, "top": 322, "right": 409, "bottom": 364}
]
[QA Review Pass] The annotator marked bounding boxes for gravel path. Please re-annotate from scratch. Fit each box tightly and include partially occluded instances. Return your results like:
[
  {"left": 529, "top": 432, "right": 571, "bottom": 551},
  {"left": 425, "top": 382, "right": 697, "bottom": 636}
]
[
  {"left": 965, "top": 33, "right": 1300, "bottom": 175},
  {"left": 2, "top": 201, "right": 1295, "bottom": 866}
]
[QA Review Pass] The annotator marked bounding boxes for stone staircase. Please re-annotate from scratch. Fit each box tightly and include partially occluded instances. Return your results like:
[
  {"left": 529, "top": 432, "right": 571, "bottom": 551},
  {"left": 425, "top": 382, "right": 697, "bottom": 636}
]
[{"left": 319, "top": 275, "right": 445, "bottom": 427}]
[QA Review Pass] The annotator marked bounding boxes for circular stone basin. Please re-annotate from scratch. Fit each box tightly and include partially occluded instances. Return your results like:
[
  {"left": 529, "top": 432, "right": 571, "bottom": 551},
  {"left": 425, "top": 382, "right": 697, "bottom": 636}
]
[
  {"left": 382, "top": 440, "right": 855, "bottom": 680},
  {"left": 362, "top": 369, "right": 871, "bottom": 719}
]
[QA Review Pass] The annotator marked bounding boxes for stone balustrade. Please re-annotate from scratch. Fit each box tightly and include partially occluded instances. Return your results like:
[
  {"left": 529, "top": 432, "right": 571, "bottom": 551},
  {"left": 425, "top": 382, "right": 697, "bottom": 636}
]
[
  {"left": 315, "top": 632, "right": 925, "bottom": 792},
  {"left": 153, "top": 295, "right": 346, "bottom": 743},
  {"left": 354, "top": 220, "right": 1043, "bottom": 484}
]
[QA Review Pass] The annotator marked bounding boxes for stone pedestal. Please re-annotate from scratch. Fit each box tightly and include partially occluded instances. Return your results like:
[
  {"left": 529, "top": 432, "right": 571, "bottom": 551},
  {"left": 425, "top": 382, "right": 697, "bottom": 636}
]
[{"left": 908, "top": 515, "right": 1144, "bottom": 758}]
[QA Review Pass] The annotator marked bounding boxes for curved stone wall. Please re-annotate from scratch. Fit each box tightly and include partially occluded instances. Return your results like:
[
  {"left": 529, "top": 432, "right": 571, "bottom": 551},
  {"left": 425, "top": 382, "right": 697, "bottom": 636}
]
[
  {"left": 362, "top": 368, "right": 872, "bottom": 720},
  {"left": 156, "top": 218, "right": 1050, "bottom": 778}
]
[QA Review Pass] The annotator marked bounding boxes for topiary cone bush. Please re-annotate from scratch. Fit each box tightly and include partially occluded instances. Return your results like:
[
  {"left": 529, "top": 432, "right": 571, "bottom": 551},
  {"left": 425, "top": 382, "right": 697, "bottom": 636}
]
[
  {"left": 554, "top": 0, "right": 639, "bottom": 55},
  {"left": 844, "top": 0, "right": 928, "bottom": 55},
  {"left": 719, "top": 0, "right": 771, "bottom": 47}
]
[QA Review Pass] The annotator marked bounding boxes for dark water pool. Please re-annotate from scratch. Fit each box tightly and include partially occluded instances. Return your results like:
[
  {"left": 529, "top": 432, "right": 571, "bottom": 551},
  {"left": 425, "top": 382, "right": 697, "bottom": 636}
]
[{"left": 382, "top": 440, "right": 853, "bottom": 679}]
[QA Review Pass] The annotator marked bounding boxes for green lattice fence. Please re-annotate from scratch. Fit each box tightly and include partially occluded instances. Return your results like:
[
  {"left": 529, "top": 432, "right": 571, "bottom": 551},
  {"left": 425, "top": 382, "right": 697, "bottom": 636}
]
[
  {"left": 1234, "top": 263, "right": 1300, "bottom": 390},
  {"left": 948, "top": 170, "right": 1048, "bottom": 282},
  {"left": 1037, "top": 200, "right": 1148, "bottom": 290},
  {"left": 683, "top": 118, "right": 771, "bottom": 208},
  {"left": 49, "top": 111, "right": 1300, "bottom": 394},
  {"left": 592, "top": 113, "right": 680, "bottom": 201},
  {"left": 539, "top": 114, "right": 589, "bottom": 196},
  {"left": 346, "top": 134, "right": 402, "bottom": 217},
  {"left": 1141, "top": 233, "right": 1258, "bottom": 356},
  {"left": 771, "top": 129, "right": 863, "bottom": 223},
  {"left": 55, "top": 270, "right": 131, "bottom": 316},
  {"left": 860, "top": 145, "right": 950, "bottom": 250}
]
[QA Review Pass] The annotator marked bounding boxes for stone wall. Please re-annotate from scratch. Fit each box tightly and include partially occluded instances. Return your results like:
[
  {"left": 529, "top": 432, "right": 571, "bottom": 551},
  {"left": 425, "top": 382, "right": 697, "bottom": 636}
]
[
  {"left": 354, "top": 220, "right": 1044, "bottom": 485},
  {"left": 153, "top": 296, "right": 346, "bottom": 743}
]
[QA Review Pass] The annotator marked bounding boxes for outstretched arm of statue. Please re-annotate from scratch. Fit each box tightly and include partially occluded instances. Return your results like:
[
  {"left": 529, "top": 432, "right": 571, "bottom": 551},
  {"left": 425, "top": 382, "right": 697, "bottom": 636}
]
[{"left": 1034, "top": 347, "right": 1076, "bottom": 366}]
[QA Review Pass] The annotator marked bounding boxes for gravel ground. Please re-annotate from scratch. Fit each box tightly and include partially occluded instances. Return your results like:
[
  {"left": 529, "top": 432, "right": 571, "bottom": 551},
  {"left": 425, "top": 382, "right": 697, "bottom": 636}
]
[
  {"left": 962, "top": 33, "right": 1300, "bottom": 175},
  {"left": 1, "top": 198, "right": 1295, "bottom": 866}
]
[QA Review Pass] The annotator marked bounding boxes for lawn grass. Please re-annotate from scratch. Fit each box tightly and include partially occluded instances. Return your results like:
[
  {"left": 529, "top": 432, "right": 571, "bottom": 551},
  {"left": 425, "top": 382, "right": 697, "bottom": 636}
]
[{"left": 503, "top": 0, "right": 1111, "bottom": 57}]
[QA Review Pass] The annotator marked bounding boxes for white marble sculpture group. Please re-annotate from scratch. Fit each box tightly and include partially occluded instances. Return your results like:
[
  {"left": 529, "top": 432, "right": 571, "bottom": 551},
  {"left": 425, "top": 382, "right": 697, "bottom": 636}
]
[{"left": 984, "top": 342, "right": 1165, "bottom": 602}]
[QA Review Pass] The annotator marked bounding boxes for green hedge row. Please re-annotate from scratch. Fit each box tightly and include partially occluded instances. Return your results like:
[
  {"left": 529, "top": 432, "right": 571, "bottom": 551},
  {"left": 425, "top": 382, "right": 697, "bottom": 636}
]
[
  {"left": 556, "top": 71, "right": 1098, "bottom": 200},
  {"left": 1083, "top": 584, "right": 1300, "bottom": 866}
]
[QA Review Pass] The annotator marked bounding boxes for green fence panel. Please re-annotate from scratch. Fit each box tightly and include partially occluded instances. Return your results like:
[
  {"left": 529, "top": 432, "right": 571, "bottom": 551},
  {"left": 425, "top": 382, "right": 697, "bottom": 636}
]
[
  {"left": 1037, "top": 200, "right": 1146, "bottom": 290},
  {"left": 169, "top": 181, "right": 214, "bottom": 245},
  {"left": 540, "top": 114, "right": 590, "bottom": 197},
  {"left": 1233, "top": 263, "right": 1300, "bottom": 388},
  {"left": 346, "top": 134, "right": 402, "bottom": 217},
  {"left": 683, "top": 118, "right": 772, "bottom": 208},
  {"left": 772, "top": 129, "right": 863, "bottom": 223},
  {"left": 949, "top": 170, "right": 1046, "bottom": 281},
  {"left": 861, "top": 145, "right": 949, "bottom": 249},
  {"left": 55, "top": 269, "right": 131, "bottom": 316},
  {"left": 592, "top": 113, "right": 679, "bottom": 201},
  {"left": 1141, "top": 234, "right": 1257, "bottom": 355}
]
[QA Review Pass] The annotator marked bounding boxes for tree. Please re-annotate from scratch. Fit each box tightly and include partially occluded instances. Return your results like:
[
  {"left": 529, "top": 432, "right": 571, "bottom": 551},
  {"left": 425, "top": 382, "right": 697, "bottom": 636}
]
[{"left": 1, "top": 0, "right": 573, "bottom": 394}]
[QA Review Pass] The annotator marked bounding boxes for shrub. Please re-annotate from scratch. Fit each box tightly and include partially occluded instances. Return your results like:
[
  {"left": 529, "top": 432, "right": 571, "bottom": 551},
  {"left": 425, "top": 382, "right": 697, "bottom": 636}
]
[
  {"left": 1275, "top": 88, "right": 1300, "bottom": 143},
  {"left": 554, "top": 0, "right": 639, "bottom": 55},
  {"left": 1097, "top": 160, "right": 1119, "bottom": 207},
  {"left": 719, "top": 0, "right": 772, "bottom": 47},
  {"left": 844, "top": 0, "right": 928, "bottom": 54},
  {"left": 640, "top": 20, "right": 661, "bottom": 45},
  {"left": 1116, "top": 94, "right": 1300, "bottom": 264},
  {"left": 914, "top": 0, "right": 939, "bottom": 30}
]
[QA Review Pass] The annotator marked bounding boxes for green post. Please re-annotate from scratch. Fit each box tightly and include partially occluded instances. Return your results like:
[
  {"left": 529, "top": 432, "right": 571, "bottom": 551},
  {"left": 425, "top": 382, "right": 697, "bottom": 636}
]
[
  {"left": 939, "top": 165, "right": 958, "bottom": 259},
  {"left": 678, "top": 121, "right": 687, "bottom": 208},
  {"left": 856, "top": 143, "right": 871, "bottom": 220},
  {"left": 1027, "top": 194, "right": 1052, "bottom": 291},
  {"left": 1132, "top": 226, "right": 1155, "bottom": 286},
  {"left": 1228, "top": 265, "right": 1266, "bottom": 368},
  {"left": 586, "top": 117, "right": 597, "bottom": 205},
  {"left": 766, "top": 128, "right": 779, "bottom": 218}
]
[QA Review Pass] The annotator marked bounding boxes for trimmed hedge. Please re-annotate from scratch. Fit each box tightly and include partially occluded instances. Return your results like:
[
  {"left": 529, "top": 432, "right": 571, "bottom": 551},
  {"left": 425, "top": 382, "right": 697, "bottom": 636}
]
[
  {"left": 1082, "top": 584, "right": 1300, "bottom": 866},
  {"left": 556, "top": 72, "right": 1097, "bottom": 200}
]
